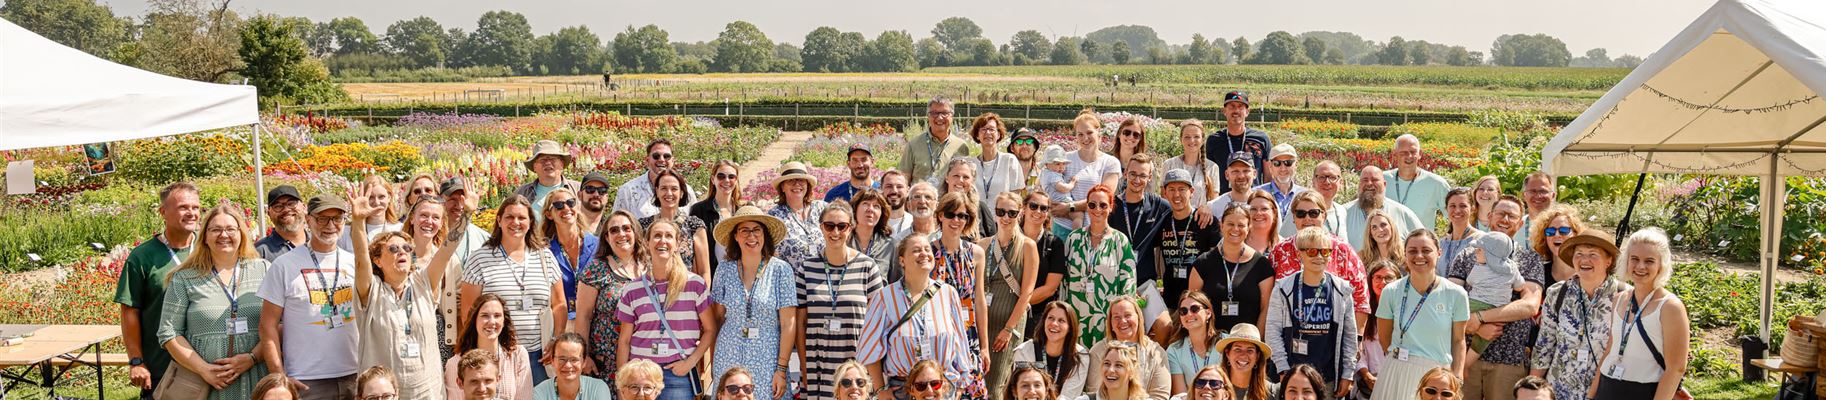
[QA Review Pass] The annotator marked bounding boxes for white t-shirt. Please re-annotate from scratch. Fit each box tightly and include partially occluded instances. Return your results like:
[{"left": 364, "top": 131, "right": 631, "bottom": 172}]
[
  {"left": 258, "top": 246, "right": 361, "bottom": 380},
  {"left": 1054, "top": 151, "right": 1122, "bottom": 229},
  {"left": 975, "top": 153, "right": 1027, "bottom": 203}
]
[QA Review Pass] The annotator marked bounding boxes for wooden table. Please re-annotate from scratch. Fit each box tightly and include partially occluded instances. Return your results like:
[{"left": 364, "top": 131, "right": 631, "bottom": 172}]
[{"left": 0, "top": 324, "right": 119, "bottom": 399}]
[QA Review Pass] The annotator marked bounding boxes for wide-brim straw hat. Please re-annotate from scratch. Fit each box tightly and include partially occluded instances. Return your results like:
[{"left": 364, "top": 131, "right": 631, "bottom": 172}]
[
  {"left": 770, "top": 161, "right": 818, "bottom": 189},
  {"left": 713, "top": 205, "right": 788, "bottom": 247},
  {"left": 524, "top": 140, "right": 575, "bottom": 170},
  {"left": 1558, "top": 230, "right": 1620, "bottom": 266},
  {"left": 1216, "top": 323, "right": 1272, "bottom": 358}
]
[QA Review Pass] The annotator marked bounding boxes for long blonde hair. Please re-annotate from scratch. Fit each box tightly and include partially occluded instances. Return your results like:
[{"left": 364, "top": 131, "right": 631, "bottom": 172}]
[
  {"left": 645, "top": 218, "right": 692, "bottom": 307},
  {"left": 1099, "top": 345, "right": 1149, "bottom": 400},
  {"left": 360, "top": 174, "right": 400, "bottom": 222},
  {"left": 1358, "top": 210, "right": 1404, "bottom": 266},
  {"left": 169, "top": 204, "right": 257, "bottom": 284}
]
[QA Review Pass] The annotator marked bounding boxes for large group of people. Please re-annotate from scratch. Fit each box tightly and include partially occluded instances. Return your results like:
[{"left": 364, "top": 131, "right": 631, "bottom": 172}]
[{"left": 117, "top": 93, "right": 1691, "bottom": 400}]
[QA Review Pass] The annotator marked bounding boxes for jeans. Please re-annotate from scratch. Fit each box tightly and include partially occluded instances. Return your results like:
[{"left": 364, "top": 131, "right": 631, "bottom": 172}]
[
  {"left": 660, "top": 368, "right": 698, "bottom": 400},
  {"left": 529, "top": 349, "right": 549, "bottom": 386}
]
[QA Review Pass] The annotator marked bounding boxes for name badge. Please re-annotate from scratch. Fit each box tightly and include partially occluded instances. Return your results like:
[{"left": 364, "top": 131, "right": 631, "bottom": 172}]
[
  {"left": 1609, "top": 363, "right": 1624, "bottom": 377},
  {"left": 226, "top": 317, "right": 249, "bottom": 335},
  {"left": 655, "top": 342, "right": 675, "bottom": 356},
  {"left": 742, "top": 328, "right": 760, "bottom": 339},
  {"left": 400, "top": 338, "right": 421, "bottom": 358},
  {"left": 506, "top": 299, "right": 523, "bottom": 311},
  {"left": 827, "top": 320, "right": 843, "bottom": 332},
  {"left": 1393, "top": 347, "right": 1410, "bottom": 361},
  {"left": 1291, "top": 339, "right": 1309, "bottom": 355},
  {"left": 1174, "top": 267, "right": 1188, "bottom": 279},
  {"left": 1220, "top": 301, "right": 1240, "bottom": 316}
]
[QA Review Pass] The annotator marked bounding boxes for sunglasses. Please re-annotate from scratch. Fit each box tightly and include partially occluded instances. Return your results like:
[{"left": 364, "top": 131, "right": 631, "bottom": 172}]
[
  {"left": 548, "top": 199, "right": 577, "bottom": 210},
  {"left": 1193, "top": 378, "right": 1229, "bottom": 390},
  {"left": 650, "top": 153, "right": 674, "bottom": 160},
  {"left": 606, "top": 225, "right": 632, "bottom": 235},
  {"left": 1025, "top": 202, "right": 1050, "bottom": 212},
  {"left": 1085, "top": 202, "right": 1111, "bottom": 210},
  {"left": 1271, "top": 159, "right": 1296, "bottom": 167},
  {"left": 1012, "top": 361, "right": 1044, "bottom": 370},
  {"left": 838, "top": 378, "right": 867, "bottom": 389},
  {"left": 1012, "top": 138, "right": 1038, "bottom": 146},
  {"left": 822, "top": 222, "right": 853, "bottom": 232},
  {"left": 908, "top": 379, "right": 944, "bottom": 392},
  {"left": 385, "top": 244, "right": 415, "bottom": 255},
  {"left": 1178, "top": 304, "right": 1205, "bottom": 315},
  {"left": 581, "top": 186, "right": 610, "bottom": 195},
  {"left": 1543, "top": 226, "right": 1574, "bottom": 237},
  {"left": 1120, "top": 130, "right": 1143, "bottom": 138},
  {"left": 1299, "top": 248, "right": 1333, "bottom": 258},
  {"left": 1423, "top": 387, "right": 1456, "bottom": 398},
  {"left": 716, "top": 172, "right": 739, "bottom": 180},
  {"left": 723, "top": 384, "right": 755, "bottom": 395},
  {"left": 994, "top": 208, "right": 1021, "bottom": 218},
  {"left": 943, "top": 212, "right": 973, "bottom": 220},
  {"left": 1292, "top": 209, "right": 1324, "bottom": 219}
]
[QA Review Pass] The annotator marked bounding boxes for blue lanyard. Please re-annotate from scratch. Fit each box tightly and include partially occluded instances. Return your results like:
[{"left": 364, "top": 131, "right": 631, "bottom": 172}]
[
  {"left": 1292, "top": 277, "right": 1330, "bottom": 328},
  {"left": 214, "top": 264, "right": 242, "bottom": 318},
  {"left": 823, "top": 257, "right": 852, "bottom": 310},
  {"left": 1394, "top": 279, "right": 1436, "bottom": 346},
  {"left": 1617, "top": 292, "right": 1654, "bottom": 357},
  {"left": 400, "top": 284, "right": 417, "bottom": 336},
  {"left": 308, "top": 251, "right": 343, "bottom": 308},
  {"left": 1392, "top": 175, "right": 1418, "bottom": 204}
]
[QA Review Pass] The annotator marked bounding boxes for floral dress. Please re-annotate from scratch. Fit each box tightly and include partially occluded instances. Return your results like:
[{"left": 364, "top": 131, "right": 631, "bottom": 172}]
[
  {"left": 579, "top": 256, "right": 642, "bottom": 383},
  {"left": 768, "top": 201, "right": 828, "bottom": 266},
  {"left": 1062, "top": 227, "right": 1136, "bottom": 348},
  {"left": 932, "top": 239, "right": 988, "bottom": 400},
  {"left": 711, "top": 257, "right": 801, "bottom": 399},
  {"left": 1531, "top": 278, "right": 1625, "bottom": 400}
]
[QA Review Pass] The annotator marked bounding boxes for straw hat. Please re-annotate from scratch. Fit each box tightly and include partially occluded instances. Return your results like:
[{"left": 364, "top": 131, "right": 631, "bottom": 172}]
[
  {"left": 713, "top": 205, "right": 787, "bottom": 247},
  {"left": 524, "top": 140, "right": 574, "bottom": 169},
  {"left": 770, "top": 161, "right": 818, "bottom": 189},
  {"left": 1557, "top": 230, "right": 1620, "bottom": 266},
  {"left": 1216, "top": 323, "right": 1272, "bottom": 358}
]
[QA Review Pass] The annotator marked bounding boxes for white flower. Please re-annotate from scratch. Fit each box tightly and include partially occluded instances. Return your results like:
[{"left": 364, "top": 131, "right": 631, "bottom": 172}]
[
  {"left": 1720, "top": 240, "right": 1731, "bottom": 247},
  {"left": 1795, "top": 254, "right": 1808, "bottom": 262},
  {"left": 1673, "top": 234, "right": 1685, "bottom": 242}
]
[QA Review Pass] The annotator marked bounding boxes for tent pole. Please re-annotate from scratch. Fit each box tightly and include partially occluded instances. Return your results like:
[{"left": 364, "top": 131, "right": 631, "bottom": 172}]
[
  {"left": 254, "top": 123, "right": 267, "bottom": 235},
  {"left": 1616, "top": 173, "right": 1648, "bottom": 242},
  {"left": 1759, "top": 156, "right": 1786, "bottom": 342}
]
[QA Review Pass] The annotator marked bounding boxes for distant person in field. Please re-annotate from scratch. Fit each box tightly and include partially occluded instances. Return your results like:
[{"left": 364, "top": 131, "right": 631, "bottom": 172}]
[
  {"left": 577, "top": 171, "right": 613, "bottom": 235},
  {"left": 516, "top": 140, "right": 581, "bottom": 221},
  {"left": 1341, "top": 166, "right": 1423, "bottom": 251},
  {"left": 257, "top": 185, "right": 308, "bottom": 262},
  {"left": 826, "top": 144, "right": 878, "bottom": 203},
  {"left": 116, "top": 182, "right": 201, "bottom": 397},
  {"left": 259, "top": 194, "right": 362, "bottom": 400},
  {"left": 1514, "top": 172, "right": 1558, "bottom": 246},
  {"left": 899, "top": 96, "right": 973, "bottom": 185},
  {"left": 616, "top": 139, "right": 698, "bottom": 220},
  {"left": 1254, "top": 144, "right": 1307, "bottom": 219},
  {"left": 1385, "top": 135, "right": 1452, "bottom": 230},
  {"left": 1203, "top": 91, "right": 1272, "bottom": 193}
]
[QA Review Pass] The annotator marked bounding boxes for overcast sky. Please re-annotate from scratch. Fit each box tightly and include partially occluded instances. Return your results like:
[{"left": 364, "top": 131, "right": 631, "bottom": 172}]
[{"left": 101, "top": 0, "right": 1713, "bottom": 57}]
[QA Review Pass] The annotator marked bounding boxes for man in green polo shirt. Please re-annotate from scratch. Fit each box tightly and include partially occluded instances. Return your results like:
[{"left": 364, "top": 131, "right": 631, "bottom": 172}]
[
  {"left": 898, "top": 96, "right": 973, "bottom": 184},
  {"left": 114, "top": 182, "right": 201, "bottom": 398}
]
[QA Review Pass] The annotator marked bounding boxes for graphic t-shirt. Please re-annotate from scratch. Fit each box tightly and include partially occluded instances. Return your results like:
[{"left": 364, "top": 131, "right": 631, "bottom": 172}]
[
  {"left": 256, "top": 247, "right": 360, "bottom": 379},
  {"left": 1157, "top": 214, "right": 1219, "bottom": 305}
]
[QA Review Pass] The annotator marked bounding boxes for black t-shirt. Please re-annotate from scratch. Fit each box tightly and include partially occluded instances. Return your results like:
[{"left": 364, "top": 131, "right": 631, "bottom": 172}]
[
  {"left": 1203, "top": 128, "right": 1274, "bottom": 193},
  {"left": 1110, "top": 194, "right": 1172, "bottom": 284},
  {"left": 1194, "top": 247, "right": 1276, "bottom": 332},
  {"left": 1158, "top": 214, "right": 1220, "bottom": 305}
]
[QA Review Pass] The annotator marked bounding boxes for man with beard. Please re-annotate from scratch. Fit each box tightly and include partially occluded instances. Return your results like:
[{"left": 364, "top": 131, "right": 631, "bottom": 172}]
[
  {"left": 825, "top": 144, "right": 878, "bottom": 203},
  {"left": 1513, "top": 171, "right": 1558, "bottom": 246},
  {"left": 1253, "top": 144, "right": 1307, "bottom": 215},
  {"left": 259, "top": 195, "right": 361, "bottom": 398},
  {"left": 879, "top": 170, "right": 914, "bottom": 236},
  {"left": 577, "top": 171, "right": 612, "bottom": 235},
  {"left": 1383, "top": 134, "right": 1451, "bottom": 230},
  {"left": 1340, "top": 166, "right": 1423, "bottom": 250},
  {"left": 1146, "top": 168, "right": 1222, "bottom": 342},
  {"left": 614, "top": 139, "right": 697, "bottom": 219},
  {"left": 886, "top": 181, "right": 940, "bottom": 282},
  {"left": 256, "top": 185, "right": 308, "bottom": 262},
  {"left": 116, "top": 182, "right": 200, "bottom": 396},
  {"left": 1204, "top": 91, "right": 1273, "bottom": 193},
  {"left": 1205, "top": 151, "right": 1258, "bottom": 215},
  {"left": 1009, "top": 130, "right": 1041, "bottom": 191},
  {"left": 515, "top": 140, "right": 580, "bottom": 222}
]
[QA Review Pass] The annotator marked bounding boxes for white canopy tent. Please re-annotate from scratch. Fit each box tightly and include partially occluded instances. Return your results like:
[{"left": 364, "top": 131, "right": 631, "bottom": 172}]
[{"left": 1542, "top": 0, "right": 1826, "bottom": 341}]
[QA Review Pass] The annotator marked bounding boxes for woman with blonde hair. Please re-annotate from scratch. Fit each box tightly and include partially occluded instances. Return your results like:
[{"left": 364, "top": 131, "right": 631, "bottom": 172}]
[
  {"left": 1078, "top": 343, "right": 1149, "bottom": 400},
  {"left": 834, "top": 360, "right": 874, "bottom": 400},
  {"left": 1413, "top": 367, "right": 1461, "bottom": 400},
  {"left": 1470, "top": 176, "right": 1501, "bottom": 231},
  {"left": 619, "top": 218, "right": 715, "bottom": 400},
  {"left": 1049, "top": 108, "right": 1123, "bottom": 237},
  {"left": 1357, "top": 210, "right": 1404, "bottom": 268},
  {"left": 1162, "top": 119, "right": 1224, "bottom": 206},
  {"left": 1244, "top": 190, "right": 1281, "bottom": 252},
  {"left": 1084, "top": 297, "right": 1168, "bottom": 400},
  {"left": 157, "top": 204, "right": 270, "bottom": 399},
  {"left": 340, "top": 174, "right": 404, "bottom": 251},
  {"left": 616, "top": 359, "right": 665, "bottom": 400},
  {"left": 1591, "top": 228, "right": 1690, "bottom": 400},
  {"left": 1527, "top": 205, "right": 1587, "bottom": 288}
]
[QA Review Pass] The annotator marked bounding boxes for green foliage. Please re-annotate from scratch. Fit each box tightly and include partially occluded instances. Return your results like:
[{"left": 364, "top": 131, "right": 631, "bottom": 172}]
[
  {"left": 330, "top": 66, "right": 513, "bottom": 83},
  {"left": 459, "top": 10, "right": 536, "bottom": 73},
  {"left": 613, "top": 24, "right": 678, "bottom": 73},
  {"left": 1246, "top": 31, "right": 1308, "bottom": 65},
  {"left": 1010, "top": 30, "right": 1052, "bottom": 63},
  {"left": 929, "top": 64, "right": 1626, "bottom": 91},
  {"left": 1672, "top": 262, "right": 1826, "bottom": 355},
  {"left": 383, "top": 16, "right": 449, "bottom": 68},
  {"left": 115, "top": 135, "right": 246, "bottom": 184},
  {"left": 325, "top": 16, "right": 380, "bottom": 55},
  {"left": 0, "top": 0, "right": 130, "bottom": 60},
  {"left": 865, "top": 30, "right": 919, "bottom": 72},
  {"left": 242, "top": 15, "right": 348, "bottom": 106},
  {"left": 0, "top": 202, "right": 160, "bottom": 271},
  {"left": 712, "top": 21, "right": 774, "bottom": 72},
  {"left": 1664, "top": 176, "right": 1826, "bottom": 268},
  {"left": 1466, "top": 134, "right": 1635, "bottom": 202},
  {"left": 930, "top": 17, "right": 984, "bottom": 51},
  {"left": 803, "top": 27, "right": 868, "bottom": 73},
  {"left": 132, "top": 1, "right": 243, "bottom": 83},
  {"left": 1385, "top": 122, "right": 1500, "bottom": 148},
  {"left": 1492, "top": 33, "right": 1572, "bottom": 67},
  {"left": 1465, "top": 109, "right": 1550, "bottom": 133},
  {"left": 1050, "top": 37, "right": 1088, "bottom": 65},
  {"left": 1379, "top": 36, "right": 1411, "bottom": 66},
  {"left": 1111, "top": 41, "right": 1131, "bottom": 64},
  {"left": 535, "top": 25, "right": 607, "bottom": 75}
]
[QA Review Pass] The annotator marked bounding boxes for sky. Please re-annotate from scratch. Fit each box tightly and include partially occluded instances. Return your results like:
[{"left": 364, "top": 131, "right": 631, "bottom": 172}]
[{"left": 99, "top": 0, "right": 1715, "bottom": 57}]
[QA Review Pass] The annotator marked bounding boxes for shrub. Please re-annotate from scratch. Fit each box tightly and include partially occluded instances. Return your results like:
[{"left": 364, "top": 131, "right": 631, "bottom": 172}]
[
  {"left": 1663, "top": 176, "right": 1826, "bottom": 268},
  {"left": 1672, "top": 262, "right": 1826, "bottom": 354},
  {"left": 1463, "top": 134, "right": 1637, "bottom": 202},
  {"left": 1385, "top": 122, "right": 1502, "bottom": 148},
  {"left": 1466, "top": 109, "right": 1550, "bottom": 133},
  {"left": 116, "top": 134, "right": 247, "bottom": 184},
  {"left": 1277, "top": 118, "right": 1359, "bottom": 139}
]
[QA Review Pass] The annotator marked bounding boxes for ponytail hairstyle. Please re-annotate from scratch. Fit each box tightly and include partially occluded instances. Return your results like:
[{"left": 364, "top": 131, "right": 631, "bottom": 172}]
[{"left": 645, "top": 218, "right": 692, "bottom": 307}]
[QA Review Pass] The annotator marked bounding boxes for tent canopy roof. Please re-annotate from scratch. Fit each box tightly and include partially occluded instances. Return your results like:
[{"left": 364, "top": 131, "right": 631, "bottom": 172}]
[
  {"left": 1542, "top": 0, "right": 1826, "bottom": 177},
  {"left": 0, "top": 18, "right": 257, "bottom": 151}
]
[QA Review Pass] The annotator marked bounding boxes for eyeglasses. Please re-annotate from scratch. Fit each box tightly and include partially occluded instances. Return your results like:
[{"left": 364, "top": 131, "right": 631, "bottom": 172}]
[
  {"left": 1314, "top": 174, "right": 1342, "bottom": 182},
  {"left": 1025, "top": 202, "right": 1050, "bottom": 212},
  {"left": 943, "top": 212, "right": 972, "bottom": 220},
  {"left": 1193, "top": 378, "right": 1229, "bottom": 390},
  {"left": 1178, "top": 304, "right": 1206, "bottom": 315},
  {"left": 622, "top": 384, "right": 660, "bottom": 395},
  {"left": 1423, "top": 387, "right": 1457, "bottom": 398},
  {"left": 549, "top": 199, "right": 576, "bottom": 210},
  {"left": 313, "top": 215, "right": 347, "bottom": 225},
  {"left": 385, "top": 244, "right": 415, "bottom": 255},
  {"left": 994, "top": 208, "right": 1021, "bottom": 218},
  {"left": 1543, "top": 226, "right": 1574, "bottom": 237},
  {"left": 1120, "top": 130, "right": 1143, "bottom": 138},
  {"left": 822, "top": 222, "right": 853, "bottom": 232},
  {"left": 1271, "top": 159, "right": 1296, "bottom": 167},
  {"left": 1292, "top": 209, "right": 1324, "bottom": 219},
  {"left": 908, "top": 379, "right": 944, "bottom": 392},
  {"left": 737, "top": 226, "right": 766, "bottom": 235},
  {"left": 581, "top": 186, "right": 610, "bottom": 195},
  {"left": 360, "top": 394, "right": 398, "bottom": 400},
  {"left": 1012, "top": 138, "right": 1038, "bottom": 146},
  {"left": 1085, "top": 202, "right": 1110, "bottom": 210},
  {"left": 838, "top": 378, "right": 867, "bottom": 388},
  {"left": 927, "top": 111, "right": 954, "bottom": 117},
  {"left": 650, "top": 153, "right": 674, "bottom": 160},
  {"left": 716, "top": 172, "right": 739, "bottom": 180},
  {"left": 1299, "top": 248, "right": 1333, "bottom": 258},
  {"left": 723, "top": 384, "right": 755, "bottom": 395},
  {"left": 606, "top": 225, "right": 632, "bottom": 235}
]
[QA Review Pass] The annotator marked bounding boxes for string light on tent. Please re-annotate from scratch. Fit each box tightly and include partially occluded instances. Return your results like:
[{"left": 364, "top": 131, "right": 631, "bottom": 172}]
[{"left": 1641, "top": 84, "right": 1820, "bottom": 114}]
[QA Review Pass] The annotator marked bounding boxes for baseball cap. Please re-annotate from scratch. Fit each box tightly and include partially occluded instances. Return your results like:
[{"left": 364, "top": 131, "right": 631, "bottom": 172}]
[
  {"left": 581, "top": 171, "right": 613, "bottom": 187},
  {"left": 1226, "top": 151, "right": 1255, "bottom": 169},
  {"left": 439, "top": 177, "right": 469, "bottom": 196},
  {"left": 307, "top": 194, "right": 349, "bottom": 215},
  {"left": 848, "top": 143, "right": 873, "bottom": 157},
  {"left": 1163, "top": 169, "right": 1195, "bottom": 188},
  {"left": 1223, "top": 91, "right": 1250, "bottom": 107},
  {"left": 1270, "top": 143, "right": 1298, "bottom": 160},
  {"left": 266, "top": 185, "right": 302, "bottom": 206}
]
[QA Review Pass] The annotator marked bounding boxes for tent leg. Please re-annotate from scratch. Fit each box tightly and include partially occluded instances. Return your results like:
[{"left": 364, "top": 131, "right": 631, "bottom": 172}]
[
  {"left": 254, "top": 123, "right": 267, "bottom": 235},
  {"left": 1616, "top": 173, "right": 1648, "bottom": 242},
  {"left": 1759, "top": 162, "right": 1787, "bottom": 343}
]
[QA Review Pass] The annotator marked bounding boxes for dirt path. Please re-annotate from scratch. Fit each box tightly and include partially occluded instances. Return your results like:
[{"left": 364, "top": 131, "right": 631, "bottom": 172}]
[{"left": 739, "top": 130, "right": 813, "bottom": 185}]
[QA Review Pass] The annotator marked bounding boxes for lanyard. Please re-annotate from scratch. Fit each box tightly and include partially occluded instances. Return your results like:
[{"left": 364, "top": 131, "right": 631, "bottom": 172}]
[
  {"left": 164, "top": 234, "right": 190, "bottom": 265},
  {"left": 926, "top": 134, "right": 944, "bottom": 178},
  {"left": 503, "top": 249, "right": 545, "bottom": 295},
  {"left": 932, "top": 240, "right": 972, "bottom": 291},
  {"left": 640, "top": 277, "right": 677, "bottom": 334},
  {"left": 1121, "top": 199, "right": 1150, "bottom": 239},
  {"left": 1220, "top": 252, "right": 1244, "bottom": 302},
  {"left": 1617, "top": 291, "right": 1654, "bottom": 357},
  {"left": 823, "top": 257, "right": 852, "bottom": 310},
  {"left": 980, "top": 156, "right": 999, "bottom": 195},
  {"left": 1394, "top": 279, "right": 1437, "bottom": 346},
  {"left": 1441, "top": 233, "right": 1470, "bottom": 263},
  {"left": 213, "top": 263, "right": 242, "bottom": 319},
  {"left": 400, "top": 284, "right": 417, "bottom": 336},
  {"left": 1392, "top": 175, "right": 1418, "bottom": 204},
  {"left": 741, "top": 260, "right": 771, "bottom": 327},
  {"left": 1567, "top": 282, "right": 1602, "bottom": 358},
  {"left": 307, "top": 251, "right": 343, "bottom": 311},
  {"left": 1292, "top": 277, "right": 1330, "bottom": 328}
]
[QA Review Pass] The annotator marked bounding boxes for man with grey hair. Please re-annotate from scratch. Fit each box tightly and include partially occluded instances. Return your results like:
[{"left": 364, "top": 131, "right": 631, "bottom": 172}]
[
  {"left": 1341, "top": 165, "right": 1424, "bottom": 250},
  {"left": 1383, "top": 134, "right": 1451, "bottom": 230},
  {"left": 898, "top": 96, "right": 973, "bottom": 184},
  {"left": 886, "top": 181, "right": 942, "bottom": 281}
]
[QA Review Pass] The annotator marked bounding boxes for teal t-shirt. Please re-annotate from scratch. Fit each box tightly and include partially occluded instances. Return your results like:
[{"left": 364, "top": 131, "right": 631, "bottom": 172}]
[
  {"left": 533, "top": 376, "right": 613, "bottom": 400},
  {"left": 1375, "top": 277, "right": 1470, "bottom": 365},
  {"left": 1165, "top": 338, "right": 1224, "bottom": 386},
  {"left": 1383, "top": 169, "right": 1451, "bottom": 231},
  {"left": 531, "top": 182, "right": 561, "bottom": 221},
  {"left": 112, "top": 234, "right": 193, "bottom": 383}
]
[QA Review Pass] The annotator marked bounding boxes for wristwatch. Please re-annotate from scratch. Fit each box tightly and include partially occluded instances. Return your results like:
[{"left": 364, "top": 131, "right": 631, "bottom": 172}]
[{"left": 128, "top": 357, "right": 144, "bottom": 367}]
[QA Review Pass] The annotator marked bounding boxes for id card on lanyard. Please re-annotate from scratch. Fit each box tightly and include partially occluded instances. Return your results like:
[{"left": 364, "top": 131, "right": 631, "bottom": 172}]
[
  {"left": 1391, "top": 279, "right": 1436, "bottom": 361},
  {"left": 215, "top": 265, "right": 247, "bottom": 335}
]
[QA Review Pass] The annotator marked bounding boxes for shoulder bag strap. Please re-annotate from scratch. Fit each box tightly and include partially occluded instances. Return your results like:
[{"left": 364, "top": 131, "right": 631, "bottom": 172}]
[{"left": 885, "top": 287, "right": 937, "bottom": 336}]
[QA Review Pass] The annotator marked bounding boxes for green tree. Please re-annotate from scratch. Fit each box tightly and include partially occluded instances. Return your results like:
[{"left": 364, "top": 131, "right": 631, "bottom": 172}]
[
  {"left": 240, "top": 15, "right": 344, "bottom": 106},
  {"left": 133, "top": 0, "right": 243, "bottom": 82},
  {"left": 1110, "top": 41, "right": 1130, "bottom": 64},
  {"left": 1186, "top": 34, "right": 1214, "bottom": 64},
  {"left": 1009, "top": 30, "right": 1052, "bottom": 63},
  {"left": 915, "top": 37, "right": 945, "bottom": 68},
  {"left": 1146, "top": 46, "right": 1171, "bottom": 64},
  {"left": 1050, "top": 36, "right": 1087, "bottom": 65},
  {"left": 863, "top": 30, "right": 917, "bottom": 72},
  {"left": 967, "top": 38, "right": 1000, "bottom": 66},
  {"left": 1615, "top": 54, "right": 1644, "bottom": 69},
  {"left": 1571, "top": 48, "right": 1614, "bottom": 67},
  {"left": 1491, "top": 33, "right": 1571, "bottom": 67},
  {"left": 1246, "top": 31, "right": 1306, "bottom": 64},
  {"left": 771, "top": 42, "right": 803, "bottom": 72},
  {"left": 1230, "top": 37, "right": 1252, "bottom": 63},
  {"left": 803, "top": 27, "right": 869, "bottom": 72},
  {"left": 1302, "top": 36, "right": 1329, "bottom": 64},
  {"left": 612, "top": 25, "right": 676, "bottom": 73},
  {"left": 1087, "top": 25, "right": 1166, "bottom": 56},
  {"left": 459, "top": 11, "right": 535, "bottom": 73},
  {"left": 1407, "top": 40, "right": 1431, "bottom": 65},
  {"left": 536, "top": 26, "right": 605, "bottom": 75},
  {"left": 1081, "top": 38, "right": 1104, "bottom": 64},
  {"left": 1444, "top": 46, "right": 1477, "bottom": 66},
  {"left": 710, "top": 20, "right": 773, "bottom": 72},
  {"left": 326, "top": 17, "right": 379, "bottom": 55},
  {"left": 383, "top": 16, "right": 447, "bottom": 68},
  {"left": 1297, "top": 31, "right": 1375, "bottom": 64},
  {"left": 930, "top": 17, "right": 983, "bottom": 51},
  {"left": 1378, "top": 36, "right": 1410, "bottom": 65},
  {"left": 1, "top": 0, "right": 130, "bottom": 59},
  {"left": 1322, "top": 47, "right": 1347, "bottom": 64}
]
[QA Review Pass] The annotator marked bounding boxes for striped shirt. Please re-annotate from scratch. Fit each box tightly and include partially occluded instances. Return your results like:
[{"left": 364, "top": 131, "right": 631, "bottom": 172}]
[
  {"left": 615, "top": 274, "right": 710, "bottom": 364},
  {"left": 857, "top": 280, "right": 972, "bottom": 380},
  {"left": 797, "top": 254, "right": 886, "bottom": 399},
  {"left": 461, "top": 247, "right": 562, "bottom": 350}
]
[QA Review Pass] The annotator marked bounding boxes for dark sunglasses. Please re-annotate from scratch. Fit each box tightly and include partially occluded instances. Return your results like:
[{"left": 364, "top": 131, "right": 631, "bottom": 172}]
[
  {"left": 1299, "top": 248, "right": 1333, "bottom": 258},
  {"left": 716, "top": 172, "right": 739, "bottom": 180},
  {"left": 994, "top": 208, "right": 1021, "bottom": 218},
  {"left": 1543, "top": 226, "right": 1574, "bottom": 237},
  {"left": 385, "top": 244, "right": 415, "bottom": 255},
  {"left": 548, "top": 199, "right": 577, "bottom": 210},
  {"left": 1271, "top": 159, "right": 1296, "bottom": 167},
  {"left": 1025, "top": 202, "right": 1050, "bottom": 212},
  {"left": 650, "top": 153, "right": 674, "bottom": 160},
  {"left": 943, "top": 212, "right": 972, "bottom": 220},
  {"left": 581, "top": 186, "right": 611, "bottom": 195},
  {"left": 838, "top": 378, "right": 867, "bottom": 388},
  {"left": 606, "top": 225, "right": 633, "bottom": 235},
  {"left": 1193, "top": 378, "right": 1229, "bottom": 390},
  {"left": 1120, "top": 130, "right": 1143, "bottom": 138},
  {"left": 908, "top": 379, "right": 943, "bottom": 392},
  {"left": 1423, "top": 387, "right": 1456, "bottom": 398},
  {"left": 822, "top": 222, "right": 853, "bottom": 232},
  {"left": 1292, "top": 209, "right": 1324, "bottom": 219},
  {"left": 1178, "top": 304, "right": 1205, "bottom": 315},
  {"left": 723, "top": 384, "right": 755, "bottom": 395}
]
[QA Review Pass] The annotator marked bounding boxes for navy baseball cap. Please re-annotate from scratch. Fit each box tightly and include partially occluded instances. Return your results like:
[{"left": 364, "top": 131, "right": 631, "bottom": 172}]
[{"left": 1223, "top": 91, "right": 1250, "bottom": 107}]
